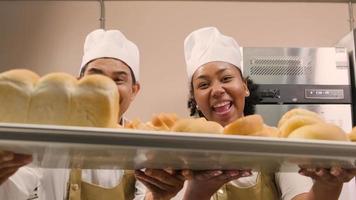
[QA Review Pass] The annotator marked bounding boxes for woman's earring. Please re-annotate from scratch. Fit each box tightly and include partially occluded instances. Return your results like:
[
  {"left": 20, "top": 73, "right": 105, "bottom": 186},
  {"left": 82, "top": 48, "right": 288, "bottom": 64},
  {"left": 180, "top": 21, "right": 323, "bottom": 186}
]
[{"left": 245, "top": 91, "right": 250, "bottom": 97}]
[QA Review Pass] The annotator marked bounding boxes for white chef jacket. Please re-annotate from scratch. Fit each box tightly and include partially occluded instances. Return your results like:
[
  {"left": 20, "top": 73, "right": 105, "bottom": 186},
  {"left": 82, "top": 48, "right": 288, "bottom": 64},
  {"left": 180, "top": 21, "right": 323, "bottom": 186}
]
[{"left": 0, "top": 166, "right": 147, "bottom": 200}]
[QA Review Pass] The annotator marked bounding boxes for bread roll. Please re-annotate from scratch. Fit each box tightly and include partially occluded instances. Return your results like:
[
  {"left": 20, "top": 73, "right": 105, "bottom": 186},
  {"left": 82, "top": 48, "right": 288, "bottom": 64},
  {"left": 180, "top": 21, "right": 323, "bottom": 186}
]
[
  {"left": 125, "top": 118, "right": 156, "bottom": 131},
  {"left": 28, "top": 73, "right": 76, "bottom": 125},
  {"left": 150, "top": 113, "right": 179, "bottom": 131},
  {"left": 171, "top": 118, "right": 223, "bottom": 134},
  {"left": 253, "top": 125, "right": 280, "bottom": 137},
  {"left": 223, "top": 114, "right": 264, "bottom": 135},
  {"left": 279, "top": 115, "right": 323, "bottom": 138},
  {"left": 0, "top": 69, "right": 39, "bottom": 123},
  {"left": 278, "top": 108, "right": 322, "bottom": 128},
  {"left": 287, "top": 123, "right": 348, "bottom": 141},
  {"left": 348, "top": 127, "right": 356, "bottom": 142},
  {"left": 70, "top": 75, "right": 119, "bottom": 128}
]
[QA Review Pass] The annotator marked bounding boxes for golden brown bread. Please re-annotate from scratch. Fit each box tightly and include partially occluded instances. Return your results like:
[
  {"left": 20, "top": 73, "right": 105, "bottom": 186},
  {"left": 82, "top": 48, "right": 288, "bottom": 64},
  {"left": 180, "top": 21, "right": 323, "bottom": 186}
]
[
  {"left": 287, "top": 123, "right": 348, "bottom": 141},
  {"left": 348, "top": 127, "right": 356, "bottom": 142},
  {"left": 171, "top": 118, "right": 223, "bottom": 134},
  {"left": 28, "top": 73, "right": 76, "bottom": 125},
  {"left": 125, "top": 119, "right": 156, "bottom": 131},
  {"left": 279, "top": 115, "right": 323, "bottom": 138},
  {"left": 278, "top": 108, "right": 349, "bottom": 141},
  {"left": 0, "top": 69, "right": 39, "bottom": 123},
  {"left": 223, "top": 114, "right": 264, "bottom": 135},
  {"left": 0, "top": 70, "right": 119, "bottom": 128},
  {"left": 150, "top": 113, "right": 179, "bottom": 131},
  {"left": 278, "top": 108, "right": 323, "bottom": 128},
  {"left": 69, "top": 74, "right": 119, "bottom": 127},
  {"left": 252, "top": 125, "right": 280, "bottom": 137}
]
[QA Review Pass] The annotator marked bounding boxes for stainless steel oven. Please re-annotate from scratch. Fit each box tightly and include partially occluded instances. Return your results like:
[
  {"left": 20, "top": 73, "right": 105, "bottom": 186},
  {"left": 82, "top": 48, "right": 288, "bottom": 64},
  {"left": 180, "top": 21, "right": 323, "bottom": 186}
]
[
  {"left": 241, "top": 47, "right": 352, "bottom": 132},
  {"left": 336, "top": 29, "right": 356, "bottom": 127}
]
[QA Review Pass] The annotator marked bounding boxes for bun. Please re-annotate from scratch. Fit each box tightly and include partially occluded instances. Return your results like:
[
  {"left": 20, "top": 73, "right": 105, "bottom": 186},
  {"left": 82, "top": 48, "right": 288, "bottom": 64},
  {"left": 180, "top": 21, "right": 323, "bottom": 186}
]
[
  {"left": 278, "top": 108, "right": 322, "bottom": 128},
  {"left": 125, "top": 119, "right": 156, "bottom": 131},
  {"left": 279, "top": 115, "right": 323, "bottom": 138},
  {"left": 252, "top": 125, "right": 280, "bottom": 137},
  {"left": 0, "top": 70, "right": 119, "bottom": 128},
  {"left": 288, "top": 123, "right": 348, "bottom": 141},
  {"left": 150, "top": 113, "right": 179, "bottom": 131},
  {"left": 223, "top": 114, "right": 264, "bottom": 135},
  {"left": 0, "top": 69, "right": 39, "bottom": 123},
  {"left": 348, "top": 127, "right": 356, "bottom": 142},
  {"left": 171, "top": 118, "right": 223, "bottom": 134}
]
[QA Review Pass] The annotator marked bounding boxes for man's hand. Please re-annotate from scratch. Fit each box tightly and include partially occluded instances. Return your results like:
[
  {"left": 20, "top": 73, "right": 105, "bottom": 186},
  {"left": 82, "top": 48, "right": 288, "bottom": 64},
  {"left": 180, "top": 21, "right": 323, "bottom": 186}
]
[{"left": 0, "top": 151, "right": 32, "bottom": 185}]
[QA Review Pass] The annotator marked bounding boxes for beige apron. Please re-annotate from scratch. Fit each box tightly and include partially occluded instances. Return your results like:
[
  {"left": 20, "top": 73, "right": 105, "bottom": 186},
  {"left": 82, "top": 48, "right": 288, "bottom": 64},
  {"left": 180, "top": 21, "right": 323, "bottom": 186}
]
[
  {"left": 67, "top": 169, "right": 136, "bottom": 200},
  {"left": 212, "top": 172, "right": 279, "bottom": 200}
]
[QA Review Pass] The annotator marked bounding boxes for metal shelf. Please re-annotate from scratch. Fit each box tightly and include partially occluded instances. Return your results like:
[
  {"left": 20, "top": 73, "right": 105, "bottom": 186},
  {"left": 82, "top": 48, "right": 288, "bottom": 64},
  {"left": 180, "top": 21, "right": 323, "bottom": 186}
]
[{"left": 0, "top": 123, "right": 355, "bottom": 170}]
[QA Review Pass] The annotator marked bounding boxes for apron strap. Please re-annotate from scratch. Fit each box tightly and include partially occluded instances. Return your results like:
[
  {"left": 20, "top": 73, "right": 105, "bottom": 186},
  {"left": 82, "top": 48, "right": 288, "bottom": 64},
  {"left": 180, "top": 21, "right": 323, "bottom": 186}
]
[{"left": 67, "top": 169, "right": 82, "bottom": 200}]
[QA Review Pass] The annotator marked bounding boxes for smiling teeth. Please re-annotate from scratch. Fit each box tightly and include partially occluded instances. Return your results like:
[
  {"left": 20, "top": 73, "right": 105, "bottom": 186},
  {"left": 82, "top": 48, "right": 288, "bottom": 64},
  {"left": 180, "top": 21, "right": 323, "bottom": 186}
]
[{"left": 214, "top": 101, "right": 230, "bottom": 108}]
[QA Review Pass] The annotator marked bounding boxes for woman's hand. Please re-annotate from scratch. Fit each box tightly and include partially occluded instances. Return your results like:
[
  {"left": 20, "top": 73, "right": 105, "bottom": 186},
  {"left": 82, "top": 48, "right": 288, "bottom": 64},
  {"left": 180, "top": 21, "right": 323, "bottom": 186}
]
[
  {"left": 135, "top": 169, "right": 185, "bottom": 200},
  {"left": 298, "top": 166, "right": 356, "bottom": 200},
  {"left": 182, "top": 169, "right": 252, "bottom": 200},
  {"left": 0, "top": 151, "right": 32, "bottom": 185},
  {"left": 299, "top": 166, "right": 355, "bottom": 187}
]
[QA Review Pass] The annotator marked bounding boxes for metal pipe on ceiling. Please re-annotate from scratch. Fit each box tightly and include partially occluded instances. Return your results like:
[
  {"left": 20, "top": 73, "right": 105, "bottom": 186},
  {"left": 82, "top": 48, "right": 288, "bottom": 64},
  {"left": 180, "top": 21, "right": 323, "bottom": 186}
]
[
  {"left": 99, "top": 0, "right": 105, "bottom": 29},
  {"left": 349, "top": 1, "right": 355, "bottom": 30}
]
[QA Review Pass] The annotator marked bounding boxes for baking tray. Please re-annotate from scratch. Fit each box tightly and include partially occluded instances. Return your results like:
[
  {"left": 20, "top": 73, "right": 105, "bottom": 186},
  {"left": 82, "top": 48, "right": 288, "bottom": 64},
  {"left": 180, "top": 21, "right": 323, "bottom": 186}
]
[{"left": 0, "top": 123, "right": 355, "bottom": 172}]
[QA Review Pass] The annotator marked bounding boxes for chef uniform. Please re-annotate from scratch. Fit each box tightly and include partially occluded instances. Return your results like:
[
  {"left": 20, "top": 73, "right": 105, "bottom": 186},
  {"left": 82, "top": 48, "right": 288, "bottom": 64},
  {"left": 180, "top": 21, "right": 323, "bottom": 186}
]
[
  {"left": 0, "top": 29, "right": 147, "bottom": 200},
  {"left": 174, "top": 26, "right": 352, "bottom": 200}
]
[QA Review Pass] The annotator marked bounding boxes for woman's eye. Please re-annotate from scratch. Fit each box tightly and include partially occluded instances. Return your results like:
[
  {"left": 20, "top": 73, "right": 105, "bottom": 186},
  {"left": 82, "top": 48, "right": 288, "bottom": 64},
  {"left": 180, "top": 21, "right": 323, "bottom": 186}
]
[{"left": 197, "top": 82, "right": 208, "bottom": 89}]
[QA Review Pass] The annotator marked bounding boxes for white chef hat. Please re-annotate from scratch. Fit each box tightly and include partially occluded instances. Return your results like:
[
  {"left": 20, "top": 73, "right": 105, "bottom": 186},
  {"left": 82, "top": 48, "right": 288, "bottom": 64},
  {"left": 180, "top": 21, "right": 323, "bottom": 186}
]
[
  {"left": 184, "top": 27, "right": 242, "bottom": 81},
  {"left": 80, "top": 29, "right": 140, "bottom": 81}
]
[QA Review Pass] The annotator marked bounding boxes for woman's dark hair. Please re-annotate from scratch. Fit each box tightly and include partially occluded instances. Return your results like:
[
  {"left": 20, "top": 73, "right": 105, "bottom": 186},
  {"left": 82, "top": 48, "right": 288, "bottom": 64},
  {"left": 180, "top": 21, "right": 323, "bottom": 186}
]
[{"left": 187, "top": 76, "right": 260, "bottom": 117}]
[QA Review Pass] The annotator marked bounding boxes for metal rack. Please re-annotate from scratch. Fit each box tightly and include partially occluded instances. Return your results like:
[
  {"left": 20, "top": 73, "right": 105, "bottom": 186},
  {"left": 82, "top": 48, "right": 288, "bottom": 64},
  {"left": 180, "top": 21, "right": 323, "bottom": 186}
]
[{"left": 0, "top": 123, "right": 355, "bottom": 170}]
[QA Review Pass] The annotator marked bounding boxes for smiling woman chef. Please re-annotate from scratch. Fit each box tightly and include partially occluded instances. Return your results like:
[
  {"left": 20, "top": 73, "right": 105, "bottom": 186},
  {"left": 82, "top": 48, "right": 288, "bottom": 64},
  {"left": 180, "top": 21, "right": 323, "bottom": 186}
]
[{"left": 135, "top": 26, "right": 356, "bottom": 200}]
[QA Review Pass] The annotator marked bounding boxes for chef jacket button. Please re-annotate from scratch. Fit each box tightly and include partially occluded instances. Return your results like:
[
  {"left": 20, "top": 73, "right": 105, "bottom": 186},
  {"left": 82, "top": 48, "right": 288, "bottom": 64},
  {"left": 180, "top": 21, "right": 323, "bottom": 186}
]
[{"left": 71, "top": 184, "right": 79, "bottom": 191}]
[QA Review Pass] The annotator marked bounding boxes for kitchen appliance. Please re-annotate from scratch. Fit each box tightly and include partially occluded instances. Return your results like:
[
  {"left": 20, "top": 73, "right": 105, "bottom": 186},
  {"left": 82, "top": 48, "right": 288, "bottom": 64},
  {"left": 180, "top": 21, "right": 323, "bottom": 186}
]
[
  {"left": 336, "top": 29, "right": 356, "bottom": 127},
  {"left": 242, "top": 47, "right": 353, "bottom": 132}
]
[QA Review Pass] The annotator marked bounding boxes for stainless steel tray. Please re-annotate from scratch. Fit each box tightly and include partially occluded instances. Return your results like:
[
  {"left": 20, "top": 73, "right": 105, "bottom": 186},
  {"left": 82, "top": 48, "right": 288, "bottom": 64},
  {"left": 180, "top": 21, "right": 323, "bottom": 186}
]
[{"left": 0, "top": 123, "right": 355, "bottom": 172}]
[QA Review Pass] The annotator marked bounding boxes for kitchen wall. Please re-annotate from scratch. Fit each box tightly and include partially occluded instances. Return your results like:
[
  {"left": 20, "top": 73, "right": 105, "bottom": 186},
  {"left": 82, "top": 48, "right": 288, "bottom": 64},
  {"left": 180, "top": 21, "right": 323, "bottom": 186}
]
[{"left": 0, "top": 1, "right": 354, "bottom": 121}]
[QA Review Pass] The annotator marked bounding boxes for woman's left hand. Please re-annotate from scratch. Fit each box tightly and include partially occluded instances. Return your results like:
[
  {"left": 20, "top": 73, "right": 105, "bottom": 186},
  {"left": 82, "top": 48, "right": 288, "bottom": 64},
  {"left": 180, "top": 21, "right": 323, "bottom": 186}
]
[
  {"left": 135, "top": 169, "right": 185, "bottom": 200},
  {"left": 299, "top": 166, "right": 355, "bottom": 186}
]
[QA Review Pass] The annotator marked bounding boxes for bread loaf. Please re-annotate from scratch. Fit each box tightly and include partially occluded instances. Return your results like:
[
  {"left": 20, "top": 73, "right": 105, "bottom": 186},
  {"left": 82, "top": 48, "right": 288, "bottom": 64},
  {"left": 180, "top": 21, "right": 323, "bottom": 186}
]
[
  {"left": 70, "top": 75, "right": 119, "bottom": 127},
  {"left": 0, "top": 70, "right": 119, "bottom": 128},
  {"left": 28, "top": 73, "right": 75, "bottom": 125},
  {"left": 0, "top": 69, "right": 39, "bottom": 123}
]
